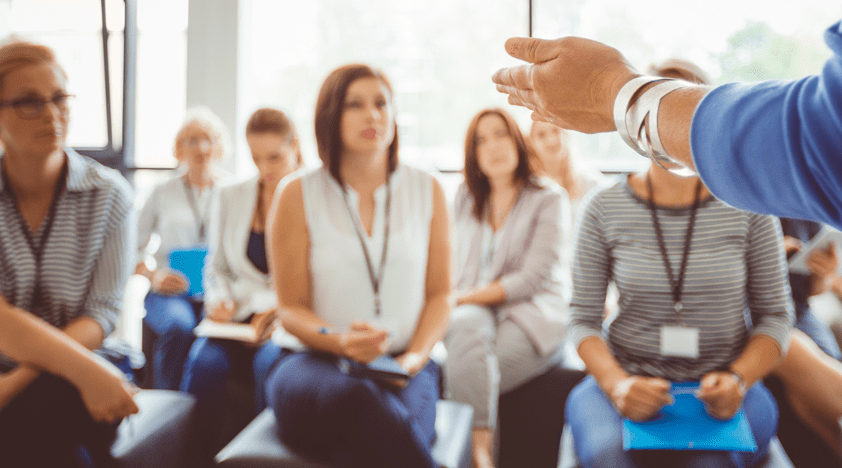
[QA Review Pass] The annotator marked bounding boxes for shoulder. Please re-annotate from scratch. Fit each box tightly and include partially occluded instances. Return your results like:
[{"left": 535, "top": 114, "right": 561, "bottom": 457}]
[{"left": 66, "top": 149, "right": 133, "bottom": 211}]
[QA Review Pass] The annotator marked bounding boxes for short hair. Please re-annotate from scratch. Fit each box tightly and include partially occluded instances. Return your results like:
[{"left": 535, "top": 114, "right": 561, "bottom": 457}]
[
  {"left": 314, "top": 63, "right": 398, "bottom": 186},
  {"left": 464, "top": 108, "right": 538, "bottom": 220},
  {"left": 0, "top": 37, "right": 67, "bottom": 96},
  {"left": 173, "top": 107, "right": 230, "bottom": 162},
  {"left": 246, "top": 107, "right": 303, "bottom": 167},
  {"left": 648, "top": 58, "right": 711, "bottom": 85}
]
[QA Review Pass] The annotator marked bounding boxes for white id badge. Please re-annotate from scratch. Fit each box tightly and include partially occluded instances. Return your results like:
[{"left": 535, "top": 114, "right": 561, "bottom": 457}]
[{"left": 660, "top": 326, "right": 699, "bottom": 358}]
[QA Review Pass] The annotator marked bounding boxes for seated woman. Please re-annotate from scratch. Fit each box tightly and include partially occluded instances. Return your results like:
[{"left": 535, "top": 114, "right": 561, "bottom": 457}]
[
  {"left": 528, "top": 120, "right": 606, "bottom": 222},
  {"left": 566, "top": 111, "right": 792, "bottom": 466},
  {"left": 265, "top": 64, "right": 451, "bottom": 467},
  {"left": 0, "top": 39, "right": 137, "bottom": 467},
  {"left": 179, "top": 107, "right": 300, "bottom": 466},
  {"left": 447, "top": 108, "right": 570, "bottom": 468},
  {"left": 136, "top": 108, "right": 228, "bottom": 390}
]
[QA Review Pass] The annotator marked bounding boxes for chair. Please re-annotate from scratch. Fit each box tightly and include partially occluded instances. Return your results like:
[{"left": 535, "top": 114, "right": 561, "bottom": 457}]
[
  {"left": 112, "top": 390, "right": 196, "bottom": 468},
  {"left": 214, "top": 400, "right": 474, "bottom": 468},
  {"left": 557, "top": 426, "right": 794, "bottom": 468}
]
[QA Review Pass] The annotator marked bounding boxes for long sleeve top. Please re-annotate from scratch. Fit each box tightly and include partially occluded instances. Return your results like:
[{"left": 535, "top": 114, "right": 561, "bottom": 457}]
[
  {"left": 568, "top": 179, "right": 793, "bottom": 381},
  {"left": 691, "top": 20, "right": 842, "bottom": 229}
]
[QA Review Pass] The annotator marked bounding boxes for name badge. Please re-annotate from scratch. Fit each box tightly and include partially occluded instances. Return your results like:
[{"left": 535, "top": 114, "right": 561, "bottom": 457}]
[{"left": 660, "top": 326, "right": 699, "bottom": 358}]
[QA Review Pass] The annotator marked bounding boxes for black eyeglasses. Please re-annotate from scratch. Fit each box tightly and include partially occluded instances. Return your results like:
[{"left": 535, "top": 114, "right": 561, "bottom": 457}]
[{"left": 0, "top": 94, "right": 74, "bottom": 120}]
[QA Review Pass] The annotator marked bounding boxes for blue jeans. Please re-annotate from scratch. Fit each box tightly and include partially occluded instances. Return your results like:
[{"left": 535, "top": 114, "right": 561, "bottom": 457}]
[
  {"left": 267, "top": 351, "right": 439, "bottom": 468},
  {"left": 181, "top": 337, "right": 284, "bottom": 466},
  {"left": 143, "top": 292, "right": 199, "bottom": 390},
  {"left": 566, "top": 376, "right": 779, "bottom": 468}
]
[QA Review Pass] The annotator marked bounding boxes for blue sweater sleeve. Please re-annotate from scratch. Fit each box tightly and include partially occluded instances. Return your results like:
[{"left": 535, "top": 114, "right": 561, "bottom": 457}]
[{"left": 691, "top": 20, "right": 842, "bottom": 229}]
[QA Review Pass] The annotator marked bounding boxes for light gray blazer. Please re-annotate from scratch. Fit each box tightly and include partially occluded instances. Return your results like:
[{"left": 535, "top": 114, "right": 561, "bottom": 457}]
[{"left": 453, "top": 180, "right": 571, "bottom": 356}]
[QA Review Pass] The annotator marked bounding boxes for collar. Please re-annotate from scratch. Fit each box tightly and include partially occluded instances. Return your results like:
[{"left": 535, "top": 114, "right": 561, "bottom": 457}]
[{"left": 0, "top": 148, "right": 95, "bottom": 195}]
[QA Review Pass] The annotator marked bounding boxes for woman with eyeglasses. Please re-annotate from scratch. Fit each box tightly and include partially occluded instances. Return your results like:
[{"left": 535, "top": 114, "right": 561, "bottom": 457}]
[
  {"left": 135, "top": 108, "right": 228, "bottom": 390},
  {"left": 0, "top": 39, "right": 138, "bottom": 467}
]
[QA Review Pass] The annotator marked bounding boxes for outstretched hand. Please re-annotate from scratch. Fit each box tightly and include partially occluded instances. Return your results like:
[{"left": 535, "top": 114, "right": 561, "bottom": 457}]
[{"left": 491, "top": 36, "right": 640, "bottom": 133}]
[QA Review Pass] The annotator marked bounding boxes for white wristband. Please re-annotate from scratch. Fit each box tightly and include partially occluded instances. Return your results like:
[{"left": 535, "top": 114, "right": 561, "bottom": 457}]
[{"left": 613, "top": 76, "right": 666, "bottom": 154}]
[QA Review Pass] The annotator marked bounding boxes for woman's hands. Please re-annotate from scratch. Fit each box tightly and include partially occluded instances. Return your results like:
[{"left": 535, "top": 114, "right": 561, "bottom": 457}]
[
  {"left": 607, "top": 375, "right": 673, "bottom": 421},
  {"left": 150, "top": 269, "right": 189, "bottom": 296},
  {"left": 339, "top": 321, "right": 389, "bottom": 364},
  {"left": 207, "top": 299, "right": 236, "bottom": 322},
  {"left": 697, "top": 371, "right": 745, "bottom": 420},
  {"left": 250, "top": 309, "right": 279, "bottom": 344}
]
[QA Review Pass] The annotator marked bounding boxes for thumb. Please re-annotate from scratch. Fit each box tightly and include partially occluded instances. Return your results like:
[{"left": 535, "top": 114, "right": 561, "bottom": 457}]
[
  {"left": 504, "top": 37, "right": 559, "bottom": 64},
  {"left": 648, "top": 377, "right": 671, "bottom": 391},
  {"left": 700, "top": 373, "right": 721, "bottom": 391}
]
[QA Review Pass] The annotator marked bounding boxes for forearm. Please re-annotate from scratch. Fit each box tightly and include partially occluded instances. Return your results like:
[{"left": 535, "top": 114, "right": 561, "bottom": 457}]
[
  {"left": 729, "top": 334, "right": 783, "bottom": 387},
  {"left": 279, "top": 306, "right": 345, "bottom": 357},
  {"left": 0, "top": 366, "right": 40, "bottom": 410},
  {"left": 405, "top": 293, "right": 450, "bottom": 358},
  {"left": 577, "top": 336, "right": 629, "bottom": 393},
  {"left": 456, "top": 281, "right": 506, "bottom": 307},
  {"left": 64, "top": 316, "right": 106, "bottom": 351},
  {"left": 657, "top": 86, "right": 711, "bottom": 170}
]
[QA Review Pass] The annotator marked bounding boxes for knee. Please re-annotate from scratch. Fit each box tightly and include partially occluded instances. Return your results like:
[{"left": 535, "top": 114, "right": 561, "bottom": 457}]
[
  {"left": 184, "top": 340, "right": 229, "bottom": 377},
  {"left": 447, "top": 305, "right": 495, "bottom": 347}
]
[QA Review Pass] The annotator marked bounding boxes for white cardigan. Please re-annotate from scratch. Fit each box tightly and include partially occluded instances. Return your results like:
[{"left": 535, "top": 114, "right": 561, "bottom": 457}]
[{"left": 203, "top": 176, "right": 276, "bottom": 322}]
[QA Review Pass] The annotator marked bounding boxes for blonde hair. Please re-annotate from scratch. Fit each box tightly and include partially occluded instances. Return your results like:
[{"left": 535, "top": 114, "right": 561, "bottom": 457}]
[
  {"left": 173, "top": 107, "right": 230, "bottom": 163},
  {"left": 0, "top": 37, "right": 67, "bottom": 95}
]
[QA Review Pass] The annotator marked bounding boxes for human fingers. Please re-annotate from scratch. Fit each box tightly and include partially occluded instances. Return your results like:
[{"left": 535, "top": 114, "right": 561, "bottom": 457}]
[
  {"left": 502, "top": 37, "right": 561, "bottom": 64},
  {"left": 492, "top": 63, "right": 533, "bottom": 90}
]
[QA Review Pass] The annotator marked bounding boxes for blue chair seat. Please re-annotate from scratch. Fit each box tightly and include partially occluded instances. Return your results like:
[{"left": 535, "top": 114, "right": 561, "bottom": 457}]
[{"left": 215, "top": 400, "right": 473, "bottom": 468}]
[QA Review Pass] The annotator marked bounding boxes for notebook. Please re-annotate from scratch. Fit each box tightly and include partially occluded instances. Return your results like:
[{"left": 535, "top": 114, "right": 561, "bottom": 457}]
[
  {"left": 622, "top": 382, "right": 757, "bottom": 452},
  {"left": 338, "top": 355, "right": 411, "bottom": 383},
  {"left": 168, "top": 247, "right": 209, "bottom": 297},
  {"left": 193, "top": 318, "right": 257, "bottom": 343}
]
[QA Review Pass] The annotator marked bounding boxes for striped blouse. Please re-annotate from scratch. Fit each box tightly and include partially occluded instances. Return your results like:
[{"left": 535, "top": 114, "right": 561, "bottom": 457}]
[
  {"left": 0, "top": 149, "right": 134, "bottom": 369},
  {"left": 568, "top": 178, "right": 793, "bottom": 381}
]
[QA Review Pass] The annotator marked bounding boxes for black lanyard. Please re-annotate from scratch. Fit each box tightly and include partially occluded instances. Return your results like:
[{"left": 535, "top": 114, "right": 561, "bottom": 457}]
[
  {"left": 6, "top": 162, "right": 68, "bottom": 315},
  {"left": 342, "top": 177, "right": 391, "bottom": 317},
  {"left": 181, "top": 176, "right": 210, "bottom": 243},
  {"left": 646, "top": 175, "right": 703, "bottom": 316}
]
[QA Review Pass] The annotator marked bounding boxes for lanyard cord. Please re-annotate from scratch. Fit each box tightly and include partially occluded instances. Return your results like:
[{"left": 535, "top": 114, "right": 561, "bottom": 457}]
[
  {"left": 181, "top": 176, "right": 211, "bottom": 243},
  {"left": 6, "top": 162, "right": 68, "bottom": 313},
  {"left": 645, "top": 175, "right": 703, "bottom": 315},
  {"left": 342, "top": 176, "right": 391, "bottom": 317}
]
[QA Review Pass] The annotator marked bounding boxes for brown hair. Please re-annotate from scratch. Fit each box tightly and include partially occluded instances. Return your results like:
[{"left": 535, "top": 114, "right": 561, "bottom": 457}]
[
  {"left": 0, "top": 38, "right": 67, "bottom": 96},
  {"left": 246, "top": 107, "right": 303, "bottom": 167},
  {"left": 648, "top": 58, "right": 711, "bottom": 85},
  {"left": 314, "top": 64, "right": 398, "bottom": 185},
  {"left": 464, "top": 108, "right": 538, "bottom": 220}
]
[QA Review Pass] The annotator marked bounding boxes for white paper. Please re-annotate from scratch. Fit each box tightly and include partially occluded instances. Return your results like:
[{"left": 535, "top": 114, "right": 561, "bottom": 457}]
[
  {"left": 789, "top": 226, "right": 842, "bottom": 274},
  {"left": 194, "top": 318, "right": 257, "bottom": 342}
]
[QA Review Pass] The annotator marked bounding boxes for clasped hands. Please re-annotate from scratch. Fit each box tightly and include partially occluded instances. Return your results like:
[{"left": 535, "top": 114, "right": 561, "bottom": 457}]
[
  {"left": 608, "top": 371, "right": 745, "bottom": 422},
  {"left": 338, "top": 321, "right": 427, "bottom": 387}
]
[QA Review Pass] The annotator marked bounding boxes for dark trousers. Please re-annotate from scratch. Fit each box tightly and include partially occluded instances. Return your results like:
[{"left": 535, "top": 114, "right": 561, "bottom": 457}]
[
  {"left": 267, "top": 351, "right": 440, "bottom": 468},
  {"left": 0, "top": 373, "right": 119, "bottom": 468}
]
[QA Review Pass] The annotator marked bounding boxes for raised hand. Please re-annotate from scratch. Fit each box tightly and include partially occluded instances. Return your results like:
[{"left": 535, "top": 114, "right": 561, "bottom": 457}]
[{"left": 492, "top": 36, "right": 639, "bottom": 133}]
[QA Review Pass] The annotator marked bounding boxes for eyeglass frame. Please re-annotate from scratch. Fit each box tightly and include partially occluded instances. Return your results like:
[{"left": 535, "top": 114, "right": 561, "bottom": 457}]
[{"left": 0, "top": 94, "right": 75, "bottom": 120}]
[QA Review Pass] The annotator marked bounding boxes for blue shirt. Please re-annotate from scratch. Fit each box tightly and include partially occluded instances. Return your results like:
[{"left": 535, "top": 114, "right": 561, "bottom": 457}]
[
  {"left": 692, "top": 20, "right": 842, "bottom": 229},
  {"left": 0, "top": 149, "right": 134, "bottom": 368}
]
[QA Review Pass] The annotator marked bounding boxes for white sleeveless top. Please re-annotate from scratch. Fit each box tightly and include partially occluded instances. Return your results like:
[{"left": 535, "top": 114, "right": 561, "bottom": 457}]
[{"left": 301, "top": 164, "right": 434, "bottom": 353}]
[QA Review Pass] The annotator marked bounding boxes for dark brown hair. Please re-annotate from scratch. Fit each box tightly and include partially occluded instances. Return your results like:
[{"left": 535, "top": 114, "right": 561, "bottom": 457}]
[
  {"left": 314, "top": 64, "right": 398, "bottom": 185},
  {"left": 464, "top": 108, "right": 538, "bottom": 220},
  {"left": 246, "top": 107, "right": 303, "bottom": 167}
]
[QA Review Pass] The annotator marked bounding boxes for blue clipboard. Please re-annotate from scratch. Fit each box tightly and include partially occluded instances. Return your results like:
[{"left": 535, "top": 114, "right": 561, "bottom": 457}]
[
  {"left": 168, "top": 247, "right": 209, "bottom": 297},
  {"left": 622, "top": 382, "right": 757, "bottom": 452}
]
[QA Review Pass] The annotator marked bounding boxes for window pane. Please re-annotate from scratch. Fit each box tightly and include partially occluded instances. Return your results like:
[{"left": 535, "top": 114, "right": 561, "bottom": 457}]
[
  {"left": 0, "top": 0, "right": 109, "bottom": 148},
  {"left": 240, "top": 0, "right": 530, "bottom": 178},
  {"left": 133, "top": 0, "right": 188, "bottom": 168},
  {"left": 533, "top": 0, "right": 841, "bottom": 169}
]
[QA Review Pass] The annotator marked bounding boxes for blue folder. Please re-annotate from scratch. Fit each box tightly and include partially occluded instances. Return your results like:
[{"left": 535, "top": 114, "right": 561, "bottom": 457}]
[
  {"left": 168, "top": 247, "right": 209, "bottom": 297},
  {"left": 622, "top": 382, "right": 757, "bottom": 452}
]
